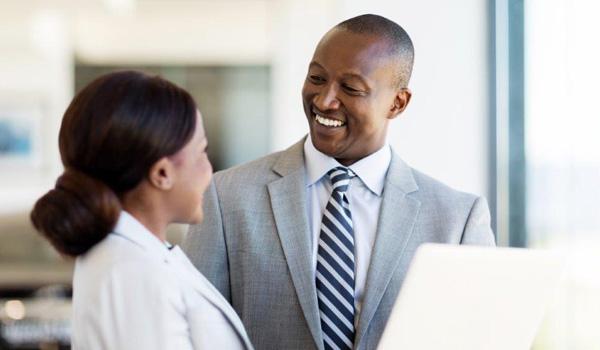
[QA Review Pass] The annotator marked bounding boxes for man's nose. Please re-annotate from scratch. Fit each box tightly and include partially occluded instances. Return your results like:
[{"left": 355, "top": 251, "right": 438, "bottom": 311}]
[{"left": 313, "top": 84, "right": 340, "bottom": 111}]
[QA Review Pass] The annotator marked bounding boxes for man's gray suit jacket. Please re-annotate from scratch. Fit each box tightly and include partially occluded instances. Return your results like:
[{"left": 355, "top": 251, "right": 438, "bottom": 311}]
[{"left": 183, "top": 138, "right": 496, "bottom": 350}]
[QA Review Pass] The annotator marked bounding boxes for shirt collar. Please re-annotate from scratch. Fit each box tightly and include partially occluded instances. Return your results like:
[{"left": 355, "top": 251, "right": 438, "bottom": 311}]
[
  {"left": 112, "top": 211, "right": 171, "bottom": 256},
  {"left": 304, "top": 136, "right": 391, "bottom": 196}
]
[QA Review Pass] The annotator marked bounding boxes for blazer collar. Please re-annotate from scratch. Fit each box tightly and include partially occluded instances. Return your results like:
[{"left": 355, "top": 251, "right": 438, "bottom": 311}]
[
  {"left": 112, "top": 212, "right": 252, "bottom": 348},
  {"left": 271, "top": 137, "right": 306, "bottom": 177},
  {"left": 111, "top": 211, "right": 172, "bottom": 261},
  {"left": 385, "top": 149, "right": 419, "bottom": 195},
  {"left": 169, "top": 246, "right": 254, "bottom": 349}
]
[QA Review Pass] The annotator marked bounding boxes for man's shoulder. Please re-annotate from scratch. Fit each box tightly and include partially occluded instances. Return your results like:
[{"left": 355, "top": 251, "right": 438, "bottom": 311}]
[
  {"left": 403, "top": 166, "right": 494, "bottom": 244},
  {"left": 387, "top": 153, "right": 480, "bottom": 205},
  {"left": 413, "top": 169, "right": 476, "bottom": 198},
  {"left": 404, "top": 167, "right": 482, "bottom": 213},
  {"left": 213, "top": 149, "right": 285, "bottom": 185},
  {"left": 213, "top": 139, "right": 305, "bottom": 187}
]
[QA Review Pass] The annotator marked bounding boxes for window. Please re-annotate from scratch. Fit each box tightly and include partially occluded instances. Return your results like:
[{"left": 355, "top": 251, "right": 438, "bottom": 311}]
[{"left": 496, "top": 1, "right": 600, "bottom": 348}]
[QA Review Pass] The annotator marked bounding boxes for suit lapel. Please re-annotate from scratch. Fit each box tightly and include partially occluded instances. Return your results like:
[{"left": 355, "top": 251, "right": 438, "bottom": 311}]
[
  {"left": 170, "top": 247, "right": 254, "bottom": 349},
  {"left": 267, "top": 139, "right": 323, "bottom": 349},
  {"left": 354, "top": 153, "right": 421, "bottom": 348}
]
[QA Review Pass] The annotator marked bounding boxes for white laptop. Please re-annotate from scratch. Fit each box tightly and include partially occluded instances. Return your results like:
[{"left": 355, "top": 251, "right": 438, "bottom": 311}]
[{"left": 378, "top": 243, "right": 563, "bottom": 350}]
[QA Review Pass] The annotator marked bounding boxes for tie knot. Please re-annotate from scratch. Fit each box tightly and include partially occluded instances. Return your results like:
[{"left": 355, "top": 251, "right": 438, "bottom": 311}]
[{"left": 327, "top": 166, "right": 354, "bottom": 193}]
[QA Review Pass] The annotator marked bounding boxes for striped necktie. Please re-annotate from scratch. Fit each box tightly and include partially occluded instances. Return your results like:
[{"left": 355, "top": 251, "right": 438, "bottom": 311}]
[{"left": 316, "top": 166, "right": 356, "bottom": 350}]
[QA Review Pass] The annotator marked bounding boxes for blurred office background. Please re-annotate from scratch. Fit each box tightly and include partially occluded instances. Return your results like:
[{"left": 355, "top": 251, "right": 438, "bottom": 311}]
[{"left": 0, "top": 0, "right": 598, "bottom": 348}]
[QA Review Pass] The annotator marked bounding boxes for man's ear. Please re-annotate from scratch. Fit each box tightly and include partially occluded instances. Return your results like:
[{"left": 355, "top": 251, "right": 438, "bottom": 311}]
[
  {"left": 388, "top": 88, "right": 412, "bottom": 119},
  {"left": 148, "top": 157, "right": 175, "bottom": 191}
]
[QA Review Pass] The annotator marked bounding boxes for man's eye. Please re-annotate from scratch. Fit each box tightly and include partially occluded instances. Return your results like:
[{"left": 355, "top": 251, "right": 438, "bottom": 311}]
[
  {"left": 309, "top": 75, "right": 325, "bottom": 83},
  {"left": 343, "top": 84, "right": 361, "bottom": 93}
]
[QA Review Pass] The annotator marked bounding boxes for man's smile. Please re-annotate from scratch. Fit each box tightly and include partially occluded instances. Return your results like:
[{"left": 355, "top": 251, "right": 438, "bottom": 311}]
[{"left": 312, "top": 109, "right": 347, "bottom": 128}]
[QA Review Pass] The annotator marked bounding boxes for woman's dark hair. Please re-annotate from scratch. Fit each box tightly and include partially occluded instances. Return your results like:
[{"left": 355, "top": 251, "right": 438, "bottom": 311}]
[{"left": 30, "top": 70, "right": 197, "bottom": 257}]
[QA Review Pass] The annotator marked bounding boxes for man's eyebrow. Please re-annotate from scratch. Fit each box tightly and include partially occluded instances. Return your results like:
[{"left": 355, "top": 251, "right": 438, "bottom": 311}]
[
  {"left": 341, "top": 72, "right": 366, "bottom": 80},
  {"left": 341, "top": 73, "right": 370, "bottom": 88},
  {"left": 308, "top": 61, "right": 371, "bottom": 88},
  {"left": 308, "top": 61, "right": 324, "bottom": 70}
]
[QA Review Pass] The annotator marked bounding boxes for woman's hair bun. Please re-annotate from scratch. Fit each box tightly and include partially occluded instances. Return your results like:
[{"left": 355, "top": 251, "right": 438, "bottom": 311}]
[{"left": 30, "top": 168, "right": 121, "bottom": 257}]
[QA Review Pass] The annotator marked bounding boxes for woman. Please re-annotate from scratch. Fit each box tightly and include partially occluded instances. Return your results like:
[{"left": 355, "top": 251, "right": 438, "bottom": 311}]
[{"left": 30, "top": 71, "right": 253, "bottom": 349}]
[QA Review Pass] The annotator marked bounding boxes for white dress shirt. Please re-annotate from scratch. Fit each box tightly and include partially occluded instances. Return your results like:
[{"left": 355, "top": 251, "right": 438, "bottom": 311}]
[
  {"left": 71, "top": 211, "right": 253, "bottom": 350},
  {"left": 304, "top": 136, "right": 391, "bottom": 319}
]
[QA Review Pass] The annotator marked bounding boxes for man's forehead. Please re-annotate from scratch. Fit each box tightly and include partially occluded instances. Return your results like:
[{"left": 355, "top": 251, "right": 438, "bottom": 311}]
[
  {"left": 320, "top": 28, "right": 391, "bottom": 49},
  {"left": 312, "top": 30, "right": 397, "bottom": 73}
]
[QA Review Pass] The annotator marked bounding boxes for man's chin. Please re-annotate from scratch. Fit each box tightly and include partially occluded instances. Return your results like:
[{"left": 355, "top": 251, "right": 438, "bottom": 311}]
[{"left": 312, "top": 137, "right": 341, "bottom": 158}]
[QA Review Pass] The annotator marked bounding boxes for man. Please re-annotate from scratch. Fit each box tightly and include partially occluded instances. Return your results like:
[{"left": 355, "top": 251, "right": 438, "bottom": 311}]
[{"left": 183, "top": 14, "right": 495, "bottom": 350}]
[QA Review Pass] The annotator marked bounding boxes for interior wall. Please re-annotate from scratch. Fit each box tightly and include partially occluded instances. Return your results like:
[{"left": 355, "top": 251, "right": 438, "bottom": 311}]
[{"left": 0, "top": 13, "right": 72, "bottom": 214}]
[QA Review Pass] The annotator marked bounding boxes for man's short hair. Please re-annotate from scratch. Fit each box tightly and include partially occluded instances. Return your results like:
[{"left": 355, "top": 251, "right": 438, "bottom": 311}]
[{"left": 335, "top": 14, "right": 414, "bottom": 88}]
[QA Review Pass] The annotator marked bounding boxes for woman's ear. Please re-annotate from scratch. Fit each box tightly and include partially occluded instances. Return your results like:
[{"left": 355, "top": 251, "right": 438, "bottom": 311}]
[{"left": 148, "top": 157, "right": 175, "bottom": 191}]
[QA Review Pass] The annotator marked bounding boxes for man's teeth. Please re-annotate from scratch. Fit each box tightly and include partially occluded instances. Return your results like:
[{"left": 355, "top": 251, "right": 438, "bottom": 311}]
[{"left": 315, "top": 114, "right": 344, "bottom": 127}]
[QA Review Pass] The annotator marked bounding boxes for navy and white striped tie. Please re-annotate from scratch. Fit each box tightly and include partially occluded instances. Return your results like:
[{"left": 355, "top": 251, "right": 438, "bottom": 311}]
[{"left": 316, "top": 166, "right": 356, "bottom": 350}]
